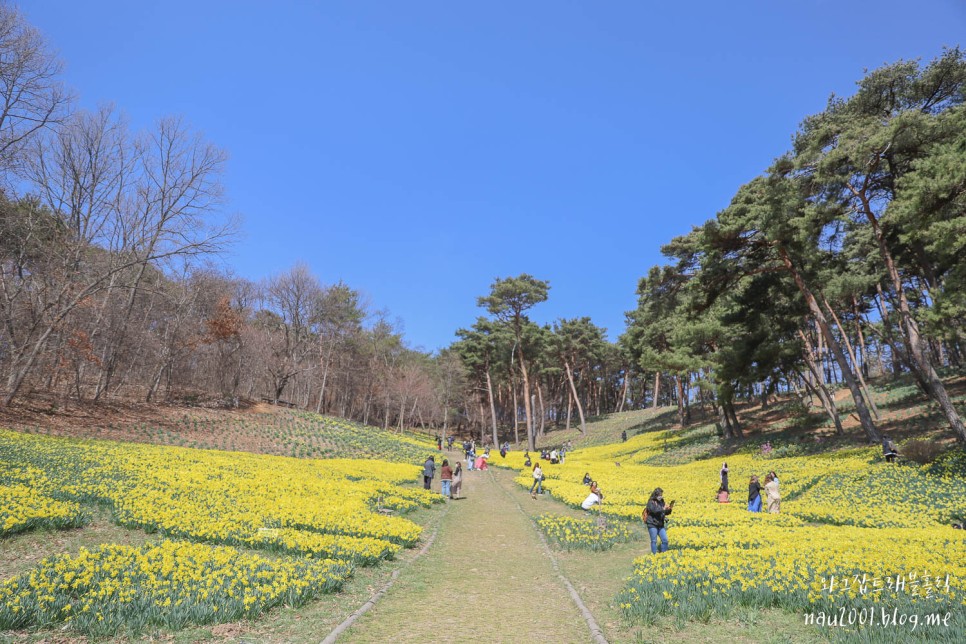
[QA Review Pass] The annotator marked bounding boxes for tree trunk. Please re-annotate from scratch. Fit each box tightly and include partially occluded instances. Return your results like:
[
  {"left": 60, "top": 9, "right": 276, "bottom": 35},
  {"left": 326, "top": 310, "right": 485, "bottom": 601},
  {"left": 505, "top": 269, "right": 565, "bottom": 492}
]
[
  {"left": 511, "top": 381, "right": 519, "bottom": 445},
  {"left": 617, "top": 368, "right": 629, "bottom": 413},
  {"left": 859, "top": 199, "right": 966, "bottom": 441},
  {"left": 515, "top": 349, "right": 536, "bottom": 451},
  {"left": 675, "top": 375, "right": 687, "bottom": 427},
  {"left": 852, "top": 297, "right": 870, "bottom": 377},
  {"left": 797, "top": 330, "right": 844, "bottom": 434},
  {"left": 565, "top": 389, "right": 572, "bottom": 431},
  {"left": 779, "top": 247, "right": 879, "bottom": 441},
  {"left": 485, "top": 368, "right": 499, "bottom": 446},
  {"left": 536, "top": 382, "right": 546, "bottom": 438},
  {"left": 652, "top": 372, "right": 661, "bottom": 408},
  {"left": 564, "top": 360, "right": 587, "bottom": 434},
  {"left": 726, "top": 401, "right": 742, "bottom": 436},
  {"left": 824, "top": 297, "right": 880, "bottom": 419}
]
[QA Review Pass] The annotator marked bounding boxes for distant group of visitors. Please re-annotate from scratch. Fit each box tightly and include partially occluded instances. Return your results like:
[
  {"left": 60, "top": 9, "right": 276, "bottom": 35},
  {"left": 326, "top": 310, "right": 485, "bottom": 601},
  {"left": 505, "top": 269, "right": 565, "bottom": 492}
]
[
  {"left": 540, "top": 442, "right": 571, "bottom": 465},
  {"left": 461, "top": 440, "right": 491, "bottom": 471},
  {"left": 715, "top": 462, "right": 781, "bottom": 513},
  {"left": 423, "top": 456, "right": 463, "bottom": 499}
]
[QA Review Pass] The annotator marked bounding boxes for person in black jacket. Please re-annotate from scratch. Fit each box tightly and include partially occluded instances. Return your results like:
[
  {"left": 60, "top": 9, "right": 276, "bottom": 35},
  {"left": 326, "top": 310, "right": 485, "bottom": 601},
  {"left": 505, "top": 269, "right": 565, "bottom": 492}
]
[
  {"left": 423, "top": 456, "right": 436, "bottom": 490},
  {"left": 644, "top": 487, "right": 673, "bottom": 554},
  {"left": 747, "top": 475, "right": 762, "bottom": 512}
]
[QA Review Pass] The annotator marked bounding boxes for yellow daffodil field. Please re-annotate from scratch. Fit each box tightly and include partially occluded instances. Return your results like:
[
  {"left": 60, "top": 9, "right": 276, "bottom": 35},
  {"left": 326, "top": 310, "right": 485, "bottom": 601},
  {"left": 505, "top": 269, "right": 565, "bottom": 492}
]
[
  {"left": 0, "top": 428, "right": 441, "bottom": 636},
  {"left": 506, "top": 427, "right": 966, "bottom": 638},
  {"left": 0, "top": 541, "right": 352, "bottom": 637},
  {"left": 536, "top": 513, "right": 631, "bottom": 551},
  {"left": 0, "top": 483, "right": 89, "bottom": 536}
]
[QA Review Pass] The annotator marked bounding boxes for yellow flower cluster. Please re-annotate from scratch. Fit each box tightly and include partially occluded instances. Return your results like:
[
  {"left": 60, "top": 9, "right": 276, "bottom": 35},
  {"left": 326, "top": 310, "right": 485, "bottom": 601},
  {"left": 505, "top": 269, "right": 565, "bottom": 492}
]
[
  {"left": 0, "top": 483, "right": 89, "bottom": 536},
  {"left": 536, "top": 513, "right": 631, "bottom": 551},
  {"left": 502, "top": 428, "right": 966, "bottom": 628},
  {"left": 0, "top": 540, "right": 351, "bottom": 637},
  {"left": 0, "top": 430, "right": 439, "bottom": 564}
]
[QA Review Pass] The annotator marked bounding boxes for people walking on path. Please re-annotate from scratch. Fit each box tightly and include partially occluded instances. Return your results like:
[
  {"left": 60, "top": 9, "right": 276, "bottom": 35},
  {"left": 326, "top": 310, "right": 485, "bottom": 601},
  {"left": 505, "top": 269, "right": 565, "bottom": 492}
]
[
  {"left": 747, "top": 475, "right": 762, "bottom": 512},
  {"left": 530, "top": 463, "right": 544, "bottom": 498},
  {"left": 450, "top": 462, "right": 462, "bottom": 499},
  {"left": 423, "top": 456, "right": 436, "bottom": 491},
  {"left": 644, "top": 488, "right": 673, "bottom": 554},
  {"left": 764, "top": 473, "right": 780, "bottom": 513},
  {"left": 440, "top": 459, "right": 453, "bottom": 498}
]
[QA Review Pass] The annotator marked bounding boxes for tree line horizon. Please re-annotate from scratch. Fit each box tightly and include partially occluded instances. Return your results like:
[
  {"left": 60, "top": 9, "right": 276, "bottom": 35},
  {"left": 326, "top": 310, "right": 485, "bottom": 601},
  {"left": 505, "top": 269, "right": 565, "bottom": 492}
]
[{"left": 0, "top": 3, "right": 962, "bottom": 445}]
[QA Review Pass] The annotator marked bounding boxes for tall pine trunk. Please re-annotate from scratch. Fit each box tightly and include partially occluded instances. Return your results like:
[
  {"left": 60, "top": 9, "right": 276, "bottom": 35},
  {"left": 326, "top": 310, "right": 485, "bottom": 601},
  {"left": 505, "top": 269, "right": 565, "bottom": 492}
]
[{"left": 779, "top": 247, "right": 879, "bottom": 441}]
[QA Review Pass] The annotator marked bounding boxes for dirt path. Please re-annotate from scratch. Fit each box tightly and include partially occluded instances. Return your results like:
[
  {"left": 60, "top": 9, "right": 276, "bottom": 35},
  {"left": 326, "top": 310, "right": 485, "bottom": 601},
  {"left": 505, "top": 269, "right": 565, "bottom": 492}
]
[{"left": 336, "top": 455, "right": 593, "bottom": 643}]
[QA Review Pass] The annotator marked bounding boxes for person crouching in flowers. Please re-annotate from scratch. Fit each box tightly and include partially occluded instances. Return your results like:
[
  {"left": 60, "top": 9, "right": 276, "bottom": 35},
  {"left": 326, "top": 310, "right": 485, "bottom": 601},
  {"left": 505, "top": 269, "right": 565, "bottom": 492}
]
[
  {"left": 644, "top": 488, "right": 673, "bottom": 553},
  {"left": 582, "top": 482, "right": 603, "bottom": 511},
  {"left": 763, "top": 473, "right": 780, "bottom": 513},
  {"left": 747, "top": 475, "right": 762, "bottom": 512}
]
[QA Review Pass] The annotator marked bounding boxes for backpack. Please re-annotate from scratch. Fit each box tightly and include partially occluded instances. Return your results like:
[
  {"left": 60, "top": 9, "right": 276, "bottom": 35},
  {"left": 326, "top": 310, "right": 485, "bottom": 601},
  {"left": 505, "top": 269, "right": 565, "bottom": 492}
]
[{"left": 641, "top": 507, "right": 649, "bottom": 523}]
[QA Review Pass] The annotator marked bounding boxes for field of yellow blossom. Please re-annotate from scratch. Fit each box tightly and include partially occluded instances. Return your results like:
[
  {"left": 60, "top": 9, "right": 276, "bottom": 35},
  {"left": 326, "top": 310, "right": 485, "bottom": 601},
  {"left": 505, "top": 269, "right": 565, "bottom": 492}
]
[
  {"left": 0, "top": 540, "right": 352, "bottom": 637},
  {"left": 0, "top": 428, "right": 441, "bottom": 636},
  {"left": 504, "top": 426, "right": 966, "bottom": 639}
]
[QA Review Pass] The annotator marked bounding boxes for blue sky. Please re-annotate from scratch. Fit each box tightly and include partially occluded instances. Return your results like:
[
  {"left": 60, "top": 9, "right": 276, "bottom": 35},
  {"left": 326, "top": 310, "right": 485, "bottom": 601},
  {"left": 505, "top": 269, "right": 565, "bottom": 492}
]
[{"left": 20, "top": 1, "right": 965, "bottom": 351}]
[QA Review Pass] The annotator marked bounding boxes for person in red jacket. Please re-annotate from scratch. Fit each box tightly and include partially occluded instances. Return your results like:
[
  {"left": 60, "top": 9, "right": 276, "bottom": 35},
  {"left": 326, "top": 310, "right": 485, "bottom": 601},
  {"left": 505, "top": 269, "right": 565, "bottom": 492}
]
[{"left": 440, "top": 459, "right": 453, "bottom": 498}]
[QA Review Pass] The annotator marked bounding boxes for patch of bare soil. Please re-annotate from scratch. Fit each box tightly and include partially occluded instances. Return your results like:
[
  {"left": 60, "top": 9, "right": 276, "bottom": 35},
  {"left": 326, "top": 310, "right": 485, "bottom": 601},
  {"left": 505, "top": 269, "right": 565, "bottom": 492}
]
[{"left": 0, "top": 393, "right": 287, "bottom": 455}]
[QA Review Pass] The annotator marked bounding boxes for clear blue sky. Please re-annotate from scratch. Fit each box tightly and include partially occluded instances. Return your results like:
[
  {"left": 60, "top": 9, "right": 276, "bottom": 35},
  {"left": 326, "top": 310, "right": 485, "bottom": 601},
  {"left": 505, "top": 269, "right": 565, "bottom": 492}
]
[{"left": 20, "top": 1, "right": 965, "bottom": 351}]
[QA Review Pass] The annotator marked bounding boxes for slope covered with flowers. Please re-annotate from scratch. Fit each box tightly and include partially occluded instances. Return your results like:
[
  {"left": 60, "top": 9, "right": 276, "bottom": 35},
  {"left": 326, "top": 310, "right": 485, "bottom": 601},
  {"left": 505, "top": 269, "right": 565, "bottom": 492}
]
[
  {"left": 0, "top": 429, "right": 441, "bottom": 636},
  {"left": 502, "top": 425, "right": 966, "bottom": 638}
]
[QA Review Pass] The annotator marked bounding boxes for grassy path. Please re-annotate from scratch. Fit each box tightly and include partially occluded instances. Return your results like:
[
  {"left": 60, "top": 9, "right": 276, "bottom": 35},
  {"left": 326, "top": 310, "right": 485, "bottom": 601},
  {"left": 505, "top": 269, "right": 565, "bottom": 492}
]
[{"left": 337, "top": 454, "right": 593, "bottom": 643}]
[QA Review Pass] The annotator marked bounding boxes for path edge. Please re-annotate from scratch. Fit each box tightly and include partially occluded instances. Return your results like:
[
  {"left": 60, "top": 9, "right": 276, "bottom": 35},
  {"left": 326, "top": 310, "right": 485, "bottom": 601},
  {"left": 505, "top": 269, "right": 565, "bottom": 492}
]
[
  {"left": 490, "top": 468, "right": 610, "bottom": 644},
  {"left": 319, "top": 502, "right": 450, "bottom": 644}
]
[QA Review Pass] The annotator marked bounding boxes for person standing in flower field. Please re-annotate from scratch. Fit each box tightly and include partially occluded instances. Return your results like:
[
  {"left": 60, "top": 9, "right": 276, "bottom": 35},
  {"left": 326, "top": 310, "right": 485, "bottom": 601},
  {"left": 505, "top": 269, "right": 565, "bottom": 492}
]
[
  {"left": 423, "top": 456, "right": 436, "bottom": 490},
  {"left": 530, "top": 463, "right": 544, "bottom": 498},
  {"left": 644, "top": 487, "right": 673, "bottom": 554},
  {"left": 882, "top": 435, "right": 899, "bottom": 463},
  {"left": 440, "top": 459, "right": 453, "bottom": 498},
  {"left": 720, "top": 462, "right": 730, "bottom": 493},
  {"left": 763, "top": 473, "right": 780, "bottom": 513},
  {"left": 747, "top": 475, "right": 762, "bottom": 512},
  {"left": 450, "top": 462, "right": 463, "bottom": 499}
]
